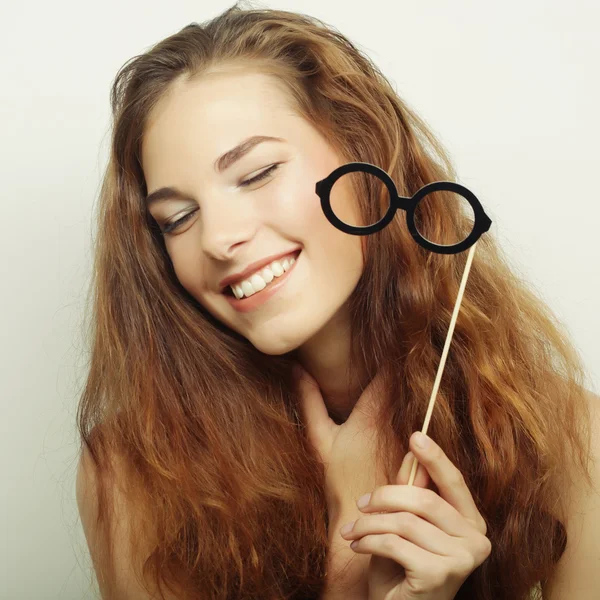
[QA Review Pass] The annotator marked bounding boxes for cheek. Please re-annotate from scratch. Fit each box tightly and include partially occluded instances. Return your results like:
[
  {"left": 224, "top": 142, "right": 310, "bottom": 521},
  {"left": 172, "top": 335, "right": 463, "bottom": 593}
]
[
  {"left": 282, "top": 172, "right": 364, "bottom": 266},
  {"left": 302, "top": 181, "right": 364, "bottom": 255},
  {"left": 168, "top": 245, "right": 209, "bottom": 297},
  {"left": 303, "top": 199, "right": 365, "bottom": 278}
]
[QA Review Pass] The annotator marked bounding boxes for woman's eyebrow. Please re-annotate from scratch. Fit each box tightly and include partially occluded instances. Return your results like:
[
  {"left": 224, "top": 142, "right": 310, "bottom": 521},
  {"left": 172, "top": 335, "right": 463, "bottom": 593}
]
[
  {"left": 215, "top": 134, "right": 285, "bottom": 173},
  {"left": 145, "top": 134, "right": 286, "bottom": 208}
]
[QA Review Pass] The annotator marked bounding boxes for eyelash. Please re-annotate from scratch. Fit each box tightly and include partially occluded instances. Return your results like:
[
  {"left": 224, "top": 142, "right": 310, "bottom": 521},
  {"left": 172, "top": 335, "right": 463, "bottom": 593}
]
[{"left": 161, "top": 163, "right": 281, "bottom": 235}]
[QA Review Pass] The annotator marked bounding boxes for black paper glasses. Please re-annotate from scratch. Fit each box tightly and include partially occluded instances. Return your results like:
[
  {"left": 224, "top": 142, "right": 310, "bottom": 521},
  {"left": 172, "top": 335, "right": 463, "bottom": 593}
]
[{"left": 315, "top": 161, "right": 492, "bottom": 254}]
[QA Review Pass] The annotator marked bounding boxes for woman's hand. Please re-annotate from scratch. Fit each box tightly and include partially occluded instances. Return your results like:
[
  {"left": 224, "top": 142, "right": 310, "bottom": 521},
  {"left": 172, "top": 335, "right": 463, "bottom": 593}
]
[
  {"left": 293, "top": 364, "right": 392, "bottom": 515},
  {"left": 341, "top": 431, "right": 492, "bottom": 600}
]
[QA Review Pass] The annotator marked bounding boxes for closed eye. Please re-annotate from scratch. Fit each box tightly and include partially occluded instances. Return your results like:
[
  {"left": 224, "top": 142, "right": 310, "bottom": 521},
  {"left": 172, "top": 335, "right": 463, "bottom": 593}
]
[
  {"left": 239, "top": 163, "right": 280, "bottom": 187},
  {"left": 161, "top": 163, "right": 281, "bottom": 235}
]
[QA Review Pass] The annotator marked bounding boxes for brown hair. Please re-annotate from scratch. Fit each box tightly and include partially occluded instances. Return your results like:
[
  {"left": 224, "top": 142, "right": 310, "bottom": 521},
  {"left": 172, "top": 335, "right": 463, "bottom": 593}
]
[{"left": 77, "top": 2, "right": 595, "bottom": 598}]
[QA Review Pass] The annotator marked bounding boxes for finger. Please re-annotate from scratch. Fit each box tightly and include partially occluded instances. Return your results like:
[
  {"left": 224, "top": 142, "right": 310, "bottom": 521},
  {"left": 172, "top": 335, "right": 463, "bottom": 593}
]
[
  {"left": 358, "top": 484, "right": 471, "bottom": 537},
  {"left": 350, "top": 532, "right": 431, "bottom": 576},
  {"left": 396, "top": 451, "right": 430, "bottom": 489},
  {"left": 345, "top": 371, "right": 385, "bottom": 429},
  {"left": 293, "top": 364, "right": 333, "bottom": 458},
  {"left": 409, "top": 432, "right": 483, "bottom": 528},
  {"left": 342, "top": 511, "right": 456, "bottom": 557}
]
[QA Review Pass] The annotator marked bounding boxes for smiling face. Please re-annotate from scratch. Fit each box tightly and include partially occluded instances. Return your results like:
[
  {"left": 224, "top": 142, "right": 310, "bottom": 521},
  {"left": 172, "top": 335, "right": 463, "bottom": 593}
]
[{"left": 141, "top": 67, "right": 364, "bottom": 355}]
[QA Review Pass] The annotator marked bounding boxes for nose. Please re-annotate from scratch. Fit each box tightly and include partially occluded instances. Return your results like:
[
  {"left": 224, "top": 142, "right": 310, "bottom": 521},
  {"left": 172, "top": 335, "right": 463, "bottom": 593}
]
[{"left": 199, "top": 194, "right": 258, "bottom": 261}]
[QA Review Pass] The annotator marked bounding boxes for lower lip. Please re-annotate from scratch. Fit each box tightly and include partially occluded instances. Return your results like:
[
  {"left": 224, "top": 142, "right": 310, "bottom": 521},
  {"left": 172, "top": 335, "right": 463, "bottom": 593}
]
[{"left": 224, "top": 251, "right": 301, "bottom": 313}]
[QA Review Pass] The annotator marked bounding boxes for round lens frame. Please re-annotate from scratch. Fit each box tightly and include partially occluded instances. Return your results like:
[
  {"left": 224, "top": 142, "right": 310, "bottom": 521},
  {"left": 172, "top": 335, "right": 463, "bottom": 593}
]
[{"left": 315, "top": 162, "right": 492, "bottom": 255}]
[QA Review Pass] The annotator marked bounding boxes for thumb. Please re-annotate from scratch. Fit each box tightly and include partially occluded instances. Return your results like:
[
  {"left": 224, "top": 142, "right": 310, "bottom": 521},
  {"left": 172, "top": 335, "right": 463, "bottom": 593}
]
[
  {"left": 395, "top": 450, "right": 431, "bottom": 488},
  {"left": 346, "top": 371, "right": 385, "bottom": 429},
  {"left": 292, "top": 364, "right": 334, "bottom": 458}
]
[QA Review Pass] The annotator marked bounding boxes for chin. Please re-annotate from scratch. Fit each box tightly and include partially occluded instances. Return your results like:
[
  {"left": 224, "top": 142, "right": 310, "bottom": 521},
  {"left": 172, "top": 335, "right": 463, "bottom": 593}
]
[{"left": 248, "top": 334, "right": 305, "bottom": 357}]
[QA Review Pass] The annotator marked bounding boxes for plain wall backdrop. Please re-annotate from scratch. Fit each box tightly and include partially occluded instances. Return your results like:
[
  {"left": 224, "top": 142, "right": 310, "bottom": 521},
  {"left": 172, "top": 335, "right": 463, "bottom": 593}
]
[{"left": 1, "top": 0, "right": 598, "bottom": 598}]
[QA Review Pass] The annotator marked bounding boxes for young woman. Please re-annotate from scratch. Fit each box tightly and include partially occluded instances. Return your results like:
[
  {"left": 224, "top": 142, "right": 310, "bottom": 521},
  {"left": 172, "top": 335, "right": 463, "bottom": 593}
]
[{"left": 75, "top": 3, "right": 599, "bottom": 599}]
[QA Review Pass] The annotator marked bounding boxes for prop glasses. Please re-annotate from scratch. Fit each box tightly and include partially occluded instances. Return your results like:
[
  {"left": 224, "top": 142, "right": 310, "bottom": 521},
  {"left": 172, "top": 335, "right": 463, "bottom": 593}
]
[
  {"left": 316, "top": 161, "right": 491, "bottom": 254},
  {"left": 315, "top": 162, "right": 493, "bottom": 485}
]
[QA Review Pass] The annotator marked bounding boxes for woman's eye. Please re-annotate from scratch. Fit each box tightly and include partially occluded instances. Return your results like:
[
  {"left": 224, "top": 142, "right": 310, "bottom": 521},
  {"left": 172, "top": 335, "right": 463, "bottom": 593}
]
[
  {"left": 161, "top": 164, "right": 281, "bottom": 235},
  {"left": 162, "top": 210, "right": 197, "bottom": 235},
  {"left": 240, "top": 163, "right": 280, "bottom": 187}
]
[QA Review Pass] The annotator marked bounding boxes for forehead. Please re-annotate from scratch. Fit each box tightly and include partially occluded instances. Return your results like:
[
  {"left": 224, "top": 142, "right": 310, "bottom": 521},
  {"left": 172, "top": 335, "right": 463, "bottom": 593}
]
[{"left": 142, "top": 70, "right": 296, "bottom": 161}]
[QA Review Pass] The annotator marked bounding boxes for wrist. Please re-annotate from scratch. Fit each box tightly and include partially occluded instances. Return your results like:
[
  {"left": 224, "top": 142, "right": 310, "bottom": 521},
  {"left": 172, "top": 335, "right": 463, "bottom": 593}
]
[
  {"left": 326, "top": 488, "right": 361, "bottom": 517},
  {"left": 327, "top": 497, "right": 352, "bottom": 525},
  {"left": 327, "top": 501, "right": 363, "bottom": 538}
]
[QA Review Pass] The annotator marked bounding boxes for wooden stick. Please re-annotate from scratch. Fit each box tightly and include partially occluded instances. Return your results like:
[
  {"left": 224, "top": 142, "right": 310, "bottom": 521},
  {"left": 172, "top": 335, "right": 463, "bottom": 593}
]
[{"left": 407, "top": 240, "right": 478, "bottom": 487}]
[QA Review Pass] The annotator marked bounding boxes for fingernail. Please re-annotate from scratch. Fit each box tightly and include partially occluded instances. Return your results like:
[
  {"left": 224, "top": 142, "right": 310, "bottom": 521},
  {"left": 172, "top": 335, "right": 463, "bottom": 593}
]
[
  {"left": 414, "top": 432, "right": 429, "bottom": 448},
  {"left": 357, "top": 493, "right": 371, "bottom": 508},
  {"left": 340, "top": 521, "right": 355, "bottom": 535}
]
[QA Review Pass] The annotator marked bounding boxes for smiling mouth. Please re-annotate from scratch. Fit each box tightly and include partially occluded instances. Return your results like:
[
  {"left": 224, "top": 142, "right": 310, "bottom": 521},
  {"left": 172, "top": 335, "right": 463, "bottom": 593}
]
[{"left": 222, "top": 250, "right": 301, "bottom": 298}]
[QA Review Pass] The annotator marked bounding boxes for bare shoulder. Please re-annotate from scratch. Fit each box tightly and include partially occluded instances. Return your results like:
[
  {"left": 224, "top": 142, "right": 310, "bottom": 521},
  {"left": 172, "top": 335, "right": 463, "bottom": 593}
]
[
  {"left": 76, "top": 441, "right": 183, "bottom": 600},
  {"left": 541, "top": 388, "right": 600, "bottom": 599}
]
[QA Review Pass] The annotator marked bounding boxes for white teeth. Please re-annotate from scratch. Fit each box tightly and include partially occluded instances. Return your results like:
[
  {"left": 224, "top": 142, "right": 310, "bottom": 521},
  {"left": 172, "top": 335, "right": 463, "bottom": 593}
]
[{"left": 230, "top": 254, "right": 297, "bottom": 299}]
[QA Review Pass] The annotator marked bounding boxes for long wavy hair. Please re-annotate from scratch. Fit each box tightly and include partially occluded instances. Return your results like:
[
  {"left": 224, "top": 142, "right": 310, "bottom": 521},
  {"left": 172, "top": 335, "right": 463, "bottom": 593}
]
[{"left": 77, "top": 3, "right": 594, "bottom": 599}]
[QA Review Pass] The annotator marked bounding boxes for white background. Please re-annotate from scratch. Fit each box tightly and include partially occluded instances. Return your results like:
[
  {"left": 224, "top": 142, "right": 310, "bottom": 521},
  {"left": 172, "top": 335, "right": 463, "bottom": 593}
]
[{"left": 1, "top": 1, "right": 598, "bottom": 597}]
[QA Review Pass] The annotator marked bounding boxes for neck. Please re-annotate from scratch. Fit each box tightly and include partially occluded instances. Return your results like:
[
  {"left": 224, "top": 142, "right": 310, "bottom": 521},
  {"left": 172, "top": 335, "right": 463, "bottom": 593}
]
[{"left": 294, "top": 306, "right": 371, "bottom": 423}]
